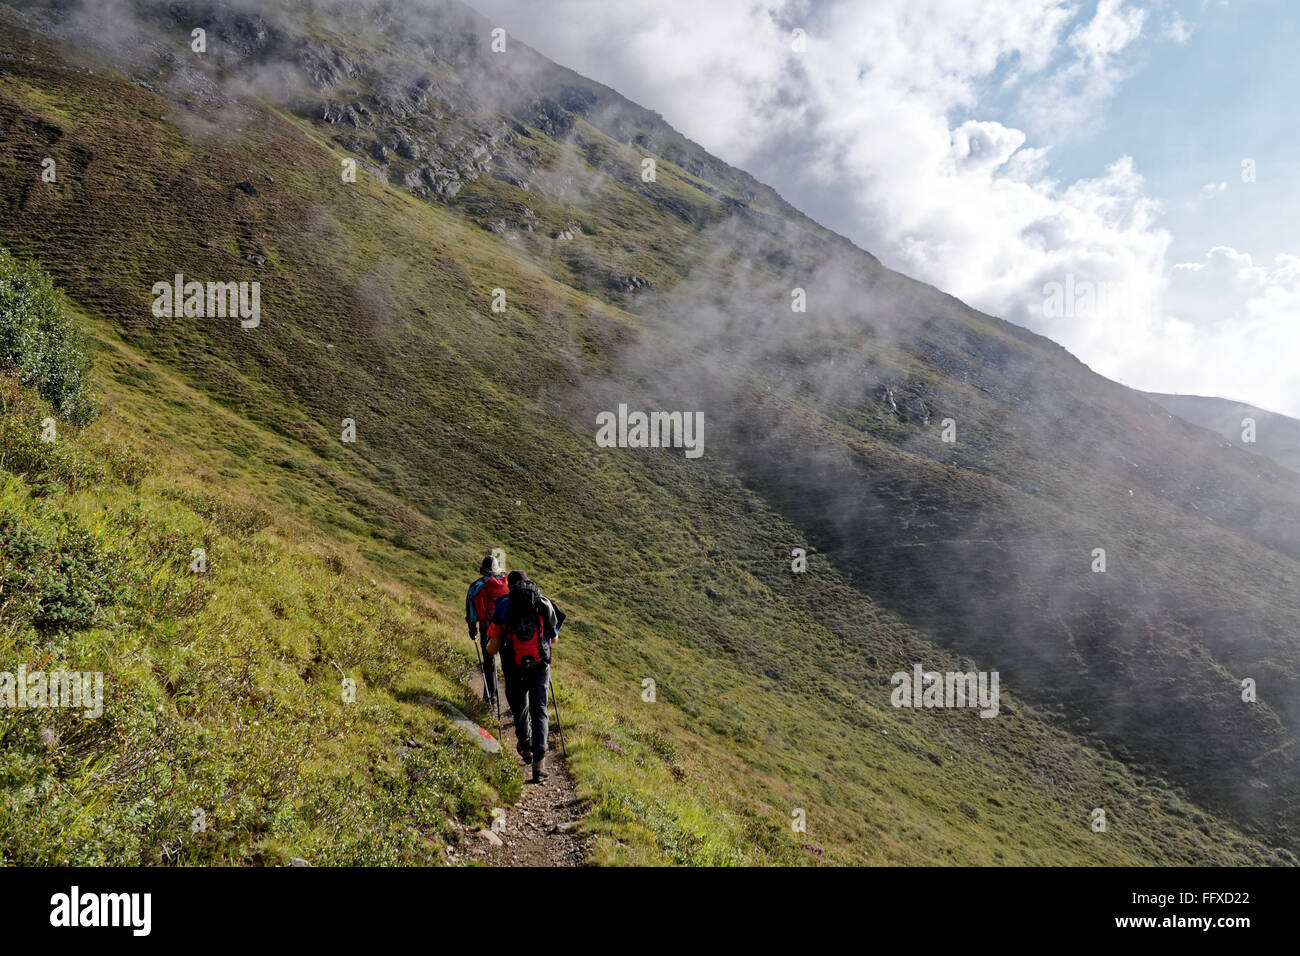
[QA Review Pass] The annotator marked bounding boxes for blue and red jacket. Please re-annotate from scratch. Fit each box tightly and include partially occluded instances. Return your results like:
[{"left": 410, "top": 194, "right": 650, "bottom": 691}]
[{"left": 466, "top": 574, "right": 509, "bottom": 639}]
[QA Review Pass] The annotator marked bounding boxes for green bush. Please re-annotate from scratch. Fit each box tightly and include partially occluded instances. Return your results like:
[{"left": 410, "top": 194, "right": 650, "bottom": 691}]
[
  {"left": 0, "top": 246, "right": 96, "bottom": 425},
  {"left": 0, "top": 504, "right": 117, "bottom": 632},
  {"left": 0, "top": 376, "right": 149, "bottom": 489}
]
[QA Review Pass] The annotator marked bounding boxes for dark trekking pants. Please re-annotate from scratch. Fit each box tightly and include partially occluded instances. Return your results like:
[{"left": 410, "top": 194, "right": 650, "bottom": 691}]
[
  {"left": 504, "top": 661, "right": 549, "bottom": 759},
  {"left": 478, "top": 631, "right": 498, "bottom": 706}
]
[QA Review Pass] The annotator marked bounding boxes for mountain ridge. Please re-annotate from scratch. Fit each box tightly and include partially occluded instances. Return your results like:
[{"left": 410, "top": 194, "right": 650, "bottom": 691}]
[{"left": 1145, "top": 391, "right": 1300, "bottom": 475}]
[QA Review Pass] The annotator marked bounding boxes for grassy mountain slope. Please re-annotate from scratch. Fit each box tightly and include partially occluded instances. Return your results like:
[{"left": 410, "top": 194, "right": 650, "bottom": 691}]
[
  {"left": 0, "top": 0, "right": 1296, "bottom": 864},
  {"left": 3, "top": 297, "right": 1279, "bottom": 866},
  {"left": 1, "top": 369, "right": 525, "bottom": 864},
  {"left": 1146, "top": 392, "right": 1300, "bottom": 475}
]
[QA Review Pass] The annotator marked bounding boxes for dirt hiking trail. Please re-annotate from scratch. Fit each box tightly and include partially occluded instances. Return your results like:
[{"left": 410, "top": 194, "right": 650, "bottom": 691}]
[{"left": 455, "top": 667, "right": 585, "bottom": 867}]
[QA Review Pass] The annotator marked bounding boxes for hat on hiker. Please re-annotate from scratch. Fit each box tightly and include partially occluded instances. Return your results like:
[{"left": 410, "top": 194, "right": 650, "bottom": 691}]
[
  {"left": 507, "top": 570, "right": 528, "bottom": 588},
  {"left": 480, "top": 553, "right": 501, "bottom": 576}
]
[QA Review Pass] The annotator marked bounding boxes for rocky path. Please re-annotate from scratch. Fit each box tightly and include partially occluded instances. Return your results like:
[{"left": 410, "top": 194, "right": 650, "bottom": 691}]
[{"left": 454, "top": 667, "right": 585, "bottom": 867}]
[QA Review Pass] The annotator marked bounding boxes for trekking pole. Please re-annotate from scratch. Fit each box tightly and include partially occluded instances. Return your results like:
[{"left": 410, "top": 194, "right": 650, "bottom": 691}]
[
  {"left": 549, "top": 677, "right": 568, "bottom": 758},
  {"left": 471, "top": 638, "right": 490, "bottom": 704}
]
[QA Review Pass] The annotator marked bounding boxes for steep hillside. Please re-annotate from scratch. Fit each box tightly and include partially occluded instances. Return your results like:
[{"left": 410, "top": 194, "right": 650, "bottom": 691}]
[
  {"left": 0, "top": 369, "right": 522, "bottom": 865},
  {"left": 1147, "top": 392, "right": 1300, "bottom": 474},
  {"left": 1, "top": 0, "right": 1297, "bottom": 864}
]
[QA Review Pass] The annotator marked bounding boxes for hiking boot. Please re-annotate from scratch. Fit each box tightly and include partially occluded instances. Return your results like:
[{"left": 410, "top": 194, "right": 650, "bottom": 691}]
[{"left": 531, "top": 756, "right": 548, "bottom": 783}]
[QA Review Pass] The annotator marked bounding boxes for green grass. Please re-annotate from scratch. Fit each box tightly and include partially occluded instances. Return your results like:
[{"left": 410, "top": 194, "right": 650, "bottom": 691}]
[
  {"left": 0, "top": 373, "right": 521, "bottom": 864},
  {"left": 0, "top": 300, "right": 1280, "bottom": 865}
]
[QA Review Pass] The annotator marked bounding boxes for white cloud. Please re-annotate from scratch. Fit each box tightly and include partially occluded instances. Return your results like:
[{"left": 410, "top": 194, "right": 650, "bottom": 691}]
[
  {"left": 951, "top": 120, "right": 1030, "bottom": 173},
  {"left": 469, "top": 0, "right": 1300, "bottom": 415},
  {"left": 1163, "top": 13, "right": 1196, "bottom": 43},
  {"left": 1142, "top": 247, "right": 1300, "bottom": 411},
  {"left": 1016, "top": 0, "right": 1147, "bottom": 141}
]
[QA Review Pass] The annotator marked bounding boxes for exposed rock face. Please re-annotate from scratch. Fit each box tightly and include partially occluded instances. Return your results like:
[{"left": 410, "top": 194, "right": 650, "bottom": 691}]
[
  {"left": 528, "top": 97, "right": 575, "bottom": 138},
  {"left": 394, "top": 132, "right": 421, "bottom": 161},
  {"left": 296, "top": 38, "right": 360, "bottom": 89},
  {"left": 879, "top": 383, "right": 933, "bottom": 424},
  {"left": 612, "top": 275, "right": 650, "bottom": 294}
]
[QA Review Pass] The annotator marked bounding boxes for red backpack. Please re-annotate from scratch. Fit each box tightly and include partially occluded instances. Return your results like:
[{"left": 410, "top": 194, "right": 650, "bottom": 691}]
[{"left": 505, "top": 581, "right": 550, "bottom": 667}]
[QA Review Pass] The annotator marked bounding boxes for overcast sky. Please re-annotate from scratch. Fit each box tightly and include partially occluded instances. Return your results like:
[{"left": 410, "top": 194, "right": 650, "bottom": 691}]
[{"left": 466, "top": 0, "right": 1300, "bottom": 416}]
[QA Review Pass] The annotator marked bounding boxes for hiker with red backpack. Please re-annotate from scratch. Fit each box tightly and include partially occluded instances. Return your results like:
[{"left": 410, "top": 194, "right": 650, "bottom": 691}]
[
  {"left": 466, "top": 554, "right": 509, "bottom": 713},
  {"left": 486, "top": 570, "right": 566, "bottom": 782}
]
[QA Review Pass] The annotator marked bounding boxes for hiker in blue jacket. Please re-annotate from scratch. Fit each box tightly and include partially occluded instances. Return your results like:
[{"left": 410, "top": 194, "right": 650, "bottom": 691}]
[{"left": 465, "top": 554, "right": 508, "bottom": 711}]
